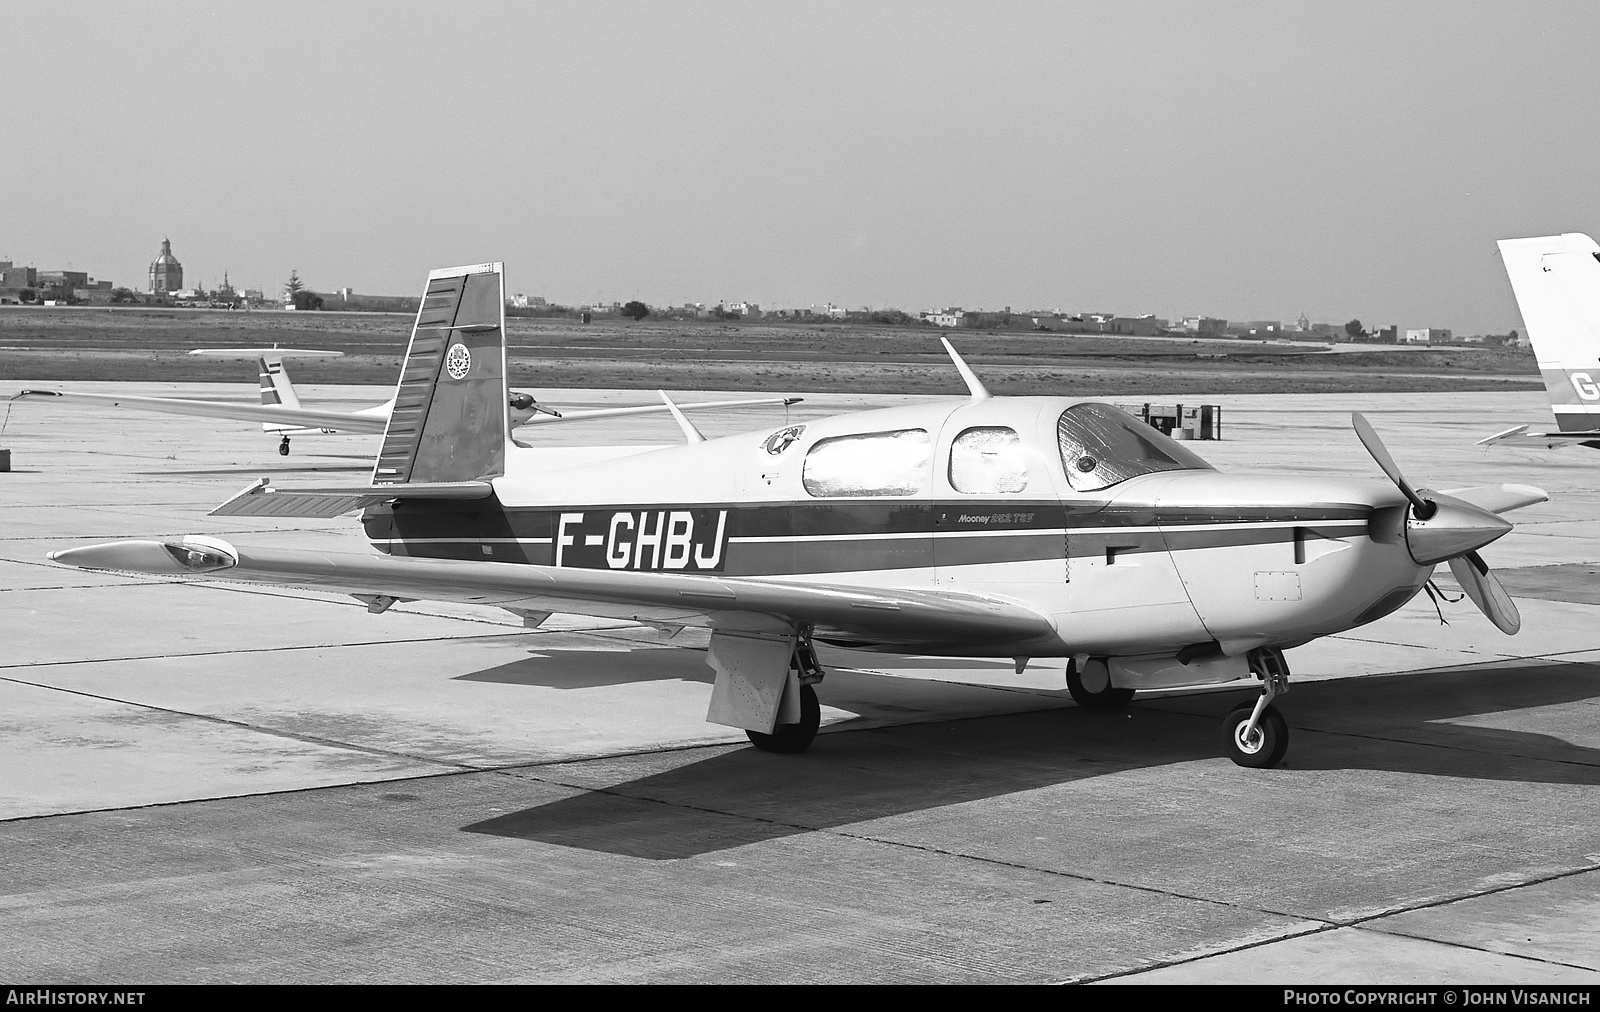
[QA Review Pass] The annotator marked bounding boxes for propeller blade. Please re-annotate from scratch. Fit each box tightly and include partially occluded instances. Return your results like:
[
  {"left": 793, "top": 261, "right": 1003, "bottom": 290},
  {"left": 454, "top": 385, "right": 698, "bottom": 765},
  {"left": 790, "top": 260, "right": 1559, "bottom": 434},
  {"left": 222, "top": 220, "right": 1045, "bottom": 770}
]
[
  {"left": 1353, "top": 412, "right": 1435, "bottom": 518},
  {"left": 1447, "top": 551, "right": 1521, "bottom": 635}
]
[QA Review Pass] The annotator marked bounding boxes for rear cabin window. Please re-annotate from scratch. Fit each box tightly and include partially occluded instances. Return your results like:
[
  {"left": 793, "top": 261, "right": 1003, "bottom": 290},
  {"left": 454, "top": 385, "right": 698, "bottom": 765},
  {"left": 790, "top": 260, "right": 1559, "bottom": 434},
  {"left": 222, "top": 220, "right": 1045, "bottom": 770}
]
[
  {"left": 1056, "top": 403, "right": 1213, "bottom": 492},
  {"left": 803, "top": 428, "right": 931, "bottom": 497},
  {"left": 949, "top": 426, "right": 1028, "bottom": 493}
]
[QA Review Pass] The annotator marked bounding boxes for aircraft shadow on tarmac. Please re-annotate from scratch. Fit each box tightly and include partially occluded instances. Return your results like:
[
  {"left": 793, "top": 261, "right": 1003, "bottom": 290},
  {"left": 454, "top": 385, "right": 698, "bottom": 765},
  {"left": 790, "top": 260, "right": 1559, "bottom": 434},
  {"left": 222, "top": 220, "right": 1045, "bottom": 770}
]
[
  {"left": 454, "top": 646, "right": 715, "bottom": 689},
  {"left": 463, "top": 660, "right": 1600, "bottom": 860}
]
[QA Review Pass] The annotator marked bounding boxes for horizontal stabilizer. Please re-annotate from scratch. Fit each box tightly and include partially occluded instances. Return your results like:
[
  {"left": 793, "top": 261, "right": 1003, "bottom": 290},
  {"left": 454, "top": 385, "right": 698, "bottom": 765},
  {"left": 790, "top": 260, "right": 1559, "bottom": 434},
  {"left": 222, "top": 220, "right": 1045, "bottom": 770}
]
[{"left": 209, "top": 477, "right": 494, "bottom": 518}]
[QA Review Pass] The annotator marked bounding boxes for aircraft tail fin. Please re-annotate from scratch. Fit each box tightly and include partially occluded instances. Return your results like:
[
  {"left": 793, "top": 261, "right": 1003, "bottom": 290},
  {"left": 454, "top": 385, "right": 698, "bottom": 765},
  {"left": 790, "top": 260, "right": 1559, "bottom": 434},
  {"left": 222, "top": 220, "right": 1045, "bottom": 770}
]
[
  {"left": 258, "top": 353, "right": 304, "bottom": 411},
  {"left": 188, "top": 348, "right": 345, "bottom": 432},
  {"left": 372, "top": 262, "right": 507, "bottom": 486},
  {"left": 1498, "top": 233, "right": 1600, "bottom": 432}
]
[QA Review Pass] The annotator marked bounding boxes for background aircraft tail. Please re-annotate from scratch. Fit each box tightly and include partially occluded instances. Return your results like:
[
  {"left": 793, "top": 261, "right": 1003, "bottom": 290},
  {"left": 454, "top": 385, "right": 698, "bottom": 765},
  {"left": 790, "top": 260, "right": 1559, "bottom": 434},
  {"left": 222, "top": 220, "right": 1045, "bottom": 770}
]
[
  {"left": 1498, "top": 233, "right": 1600, "bottom": 432},
  {"left": 372, "top": 262, "right": 508, "bottom": 485},
  {"left": 189, "top": 348, "right": 344, "bottom": 433}
]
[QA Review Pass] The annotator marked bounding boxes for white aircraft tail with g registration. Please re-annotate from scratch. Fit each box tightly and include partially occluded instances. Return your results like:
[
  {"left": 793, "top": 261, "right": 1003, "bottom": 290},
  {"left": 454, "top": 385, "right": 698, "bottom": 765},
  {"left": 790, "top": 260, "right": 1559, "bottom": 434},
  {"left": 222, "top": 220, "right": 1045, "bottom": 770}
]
[
  {"left": 1483, "top": 232, "right": 1600, "bottom": 448},
  {"left": 188, "top": 348, "right": 350, "bottom": 436}
]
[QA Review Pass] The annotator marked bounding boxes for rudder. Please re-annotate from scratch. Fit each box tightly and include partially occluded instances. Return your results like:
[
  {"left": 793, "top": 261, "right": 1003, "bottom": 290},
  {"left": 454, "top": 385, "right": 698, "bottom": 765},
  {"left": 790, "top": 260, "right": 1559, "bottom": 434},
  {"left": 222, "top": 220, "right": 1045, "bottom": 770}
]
[{"left": 373, "top": 262, "right": 508, "bottom": 485}]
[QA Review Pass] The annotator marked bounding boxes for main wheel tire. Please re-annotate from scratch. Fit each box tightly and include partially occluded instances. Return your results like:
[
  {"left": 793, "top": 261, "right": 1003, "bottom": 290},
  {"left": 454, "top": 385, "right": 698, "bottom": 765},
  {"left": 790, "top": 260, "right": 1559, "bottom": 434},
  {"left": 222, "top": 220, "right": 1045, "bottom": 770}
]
[
  {"left": 746, "top": 683, "right": 821, "bottom": 754},
  {"left": 1224, "top": 702, "right": 1289, "bottom": 768},
  {"left": 278, "top": 440, "right": 290, "bottom": 457},
  {"left": 1066, "top": 661, "right": 1136, "bottom": 710}
]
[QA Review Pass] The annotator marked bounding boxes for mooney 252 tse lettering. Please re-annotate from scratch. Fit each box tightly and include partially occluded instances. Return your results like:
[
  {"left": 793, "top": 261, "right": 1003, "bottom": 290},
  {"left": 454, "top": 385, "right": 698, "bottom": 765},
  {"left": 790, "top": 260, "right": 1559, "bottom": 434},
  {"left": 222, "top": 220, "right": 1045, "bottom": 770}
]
[{"left": 48, "top": 262, "right": 1547, "bottom": 768}]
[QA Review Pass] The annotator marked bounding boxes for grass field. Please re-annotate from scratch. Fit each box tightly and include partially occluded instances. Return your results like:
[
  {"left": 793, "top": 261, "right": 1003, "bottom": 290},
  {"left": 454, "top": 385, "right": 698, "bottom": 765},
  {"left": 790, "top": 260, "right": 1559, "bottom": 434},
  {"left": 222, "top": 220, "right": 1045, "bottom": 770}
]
[{"left": 0, "top": 306, "right": 1541, "bottom": 396}]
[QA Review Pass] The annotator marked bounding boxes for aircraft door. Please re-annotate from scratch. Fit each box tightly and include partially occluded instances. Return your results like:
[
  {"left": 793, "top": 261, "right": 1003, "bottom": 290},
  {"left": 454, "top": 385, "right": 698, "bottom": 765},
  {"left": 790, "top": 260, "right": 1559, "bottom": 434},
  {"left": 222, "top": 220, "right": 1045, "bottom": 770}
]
[{"left": 932, "top": 402, "right": 1068, "bottom": 595}]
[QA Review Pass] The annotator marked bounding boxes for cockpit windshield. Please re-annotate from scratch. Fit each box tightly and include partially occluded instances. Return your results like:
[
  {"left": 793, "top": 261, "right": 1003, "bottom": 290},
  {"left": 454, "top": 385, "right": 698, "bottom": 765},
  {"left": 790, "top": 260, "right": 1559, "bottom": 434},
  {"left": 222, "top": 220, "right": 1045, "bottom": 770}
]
[{"left": 1056, "top": 403, "right": 1214, "bottom": 492}]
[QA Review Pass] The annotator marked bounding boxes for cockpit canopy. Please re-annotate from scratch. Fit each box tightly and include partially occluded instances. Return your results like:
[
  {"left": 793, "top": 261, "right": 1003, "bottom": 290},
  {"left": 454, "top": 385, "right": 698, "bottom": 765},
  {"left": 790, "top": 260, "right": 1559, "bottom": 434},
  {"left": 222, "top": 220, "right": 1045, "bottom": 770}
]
[{"left": 1056, "top": 402, "right": 1214, "bottom": 492}]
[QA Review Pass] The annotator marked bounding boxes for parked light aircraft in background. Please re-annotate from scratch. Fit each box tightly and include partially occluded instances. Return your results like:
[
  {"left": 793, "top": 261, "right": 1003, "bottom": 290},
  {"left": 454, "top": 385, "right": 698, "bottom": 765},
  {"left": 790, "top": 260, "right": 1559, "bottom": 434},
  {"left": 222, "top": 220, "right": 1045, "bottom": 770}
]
[
  {"left": 1480, "top": 231, "right": 1600, "bottom": 450},
  {"left": 48, "top": 262, "right": 1547, "bottom": 769},
  {"left": 17, "top": 347, "right": 798, "bottom": 455}
]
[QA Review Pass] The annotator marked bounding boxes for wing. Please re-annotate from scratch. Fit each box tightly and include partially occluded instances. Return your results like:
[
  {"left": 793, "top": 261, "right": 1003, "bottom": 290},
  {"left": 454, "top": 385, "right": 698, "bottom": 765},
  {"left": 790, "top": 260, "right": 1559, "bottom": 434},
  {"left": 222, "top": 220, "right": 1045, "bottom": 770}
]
[
  {"left": 15, "top": 389, "right": 390, "bottom": 434},
  {"left": 1477, "top": 425, "right": 1600, "bottom": 451},
  {"left": 1440, "top": 483, "right": 1549, "bottom": 514},
  {"left": 48, "top": 537, "right": 1056, "bottom": 652}
]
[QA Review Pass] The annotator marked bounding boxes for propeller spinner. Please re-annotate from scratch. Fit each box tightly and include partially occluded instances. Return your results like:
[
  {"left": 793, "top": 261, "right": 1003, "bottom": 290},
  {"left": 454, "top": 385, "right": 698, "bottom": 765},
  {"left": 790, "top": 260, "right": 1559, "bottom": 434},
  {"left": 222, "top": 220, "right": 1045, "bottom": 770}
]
[{"left": 1352, "top": 412, "right": 1520, "bottom": 633}]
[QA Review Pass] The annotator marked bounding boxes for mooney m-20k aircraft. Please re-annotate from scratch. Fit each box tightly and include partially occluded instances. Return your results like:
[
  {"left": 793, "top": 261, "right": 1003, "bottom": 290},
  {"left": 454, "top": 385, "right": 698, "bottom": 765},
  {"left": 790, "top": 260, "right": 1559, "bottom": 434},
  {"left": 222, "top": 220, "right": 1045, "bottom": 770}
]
[
  {"left": 17, "top": 348, "right": 798, "bottom": 454},
  {"left": 49, "top": 262, "right": 1548, "bottom": 768},
  {"left": 1481, "top": 231, "right": 1600, "bottom": 450}
]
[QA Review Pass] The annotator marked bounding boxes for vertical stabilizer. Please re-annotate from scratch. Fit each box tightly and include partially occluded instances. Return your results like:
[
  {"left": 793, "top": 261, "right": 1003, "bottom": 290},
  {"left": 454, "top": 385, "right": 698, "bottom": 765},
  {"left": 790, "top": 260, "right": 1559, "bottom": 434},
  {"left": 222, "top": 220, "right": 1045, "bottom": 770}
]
[
  {"left": 373, "top": 263, "right": 508, "bottom": 485},
  {"left": 1498, "top": 233, "right": 1600, "bottom": 432},
  {"left": 259, "top": 353, "right": 305, "bottom": 411}
]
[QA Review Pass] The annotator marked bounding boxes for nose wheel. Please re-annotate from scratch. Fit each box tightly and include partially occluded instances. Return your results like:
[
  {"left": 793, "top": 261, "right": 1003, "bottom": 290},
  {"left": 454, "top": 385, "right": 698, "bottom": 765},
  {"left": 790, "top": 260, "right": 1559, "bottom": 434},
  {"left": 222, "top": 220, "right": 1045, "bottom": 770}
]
[
  {"left": 1225, "top": 647, "right": 1291, "bottom": 768},
  {"left": 278, "top": 436, "right": 291, "bottom": 456},
  {"left": 1224, "top": 702, "right": 1288, "bottom": 768}
]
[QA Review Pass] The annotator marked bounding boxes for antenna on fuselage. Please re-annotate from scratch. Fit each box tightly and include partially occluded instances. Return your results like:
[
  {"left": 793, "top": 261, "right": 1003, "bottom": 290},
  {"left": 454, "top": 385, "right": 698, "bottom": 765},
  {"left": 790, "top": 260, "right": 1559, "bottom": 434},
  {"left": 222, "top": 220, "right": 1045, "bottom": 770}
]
[
  {"left": 940, "top": 338, "right": 991, "bottom": 401},
  {"left": 658, "top": 390, "right": 706, "bottom": 443}
]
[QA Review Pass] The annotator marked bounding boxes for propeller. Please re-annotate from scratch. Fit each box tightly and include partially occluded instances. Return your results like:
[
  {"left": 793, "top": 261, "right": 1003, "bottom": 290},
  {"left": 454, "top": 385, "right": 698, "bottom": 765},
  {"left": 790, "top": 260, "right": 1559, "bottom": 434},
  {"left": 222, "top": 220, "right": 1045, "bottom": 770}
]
[
  {"left": 1447, "top": 551, "right": 1520, "bottom": 634},
  {"left": 1352, "top": 412, "right": 1520, "bottom": 633}
]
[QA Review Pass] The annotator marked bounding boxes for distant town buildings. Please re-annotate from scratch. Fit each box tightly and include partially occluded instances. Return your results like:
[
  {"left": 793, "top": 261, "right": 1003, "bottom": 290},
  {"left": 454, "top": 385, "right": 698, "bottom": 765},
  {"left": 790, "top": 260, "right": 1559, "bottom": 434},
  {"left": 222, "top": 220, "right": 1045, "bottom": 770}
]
[
  {"left": 1403, "top": 327, "right": 1452, "bottom": 344},
  {"left": 148, "top": 238, "right": 183, "bottom": 294}
]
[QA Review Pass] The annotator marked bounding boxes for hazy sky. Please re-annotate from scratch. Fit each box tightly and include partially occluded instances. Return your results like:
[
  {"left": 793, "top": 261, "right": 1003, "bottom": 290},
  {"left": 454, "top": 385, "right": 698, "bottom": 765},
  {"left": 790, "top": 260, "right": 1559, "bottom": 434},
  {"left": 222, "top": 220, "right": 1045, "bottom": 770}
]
[{"left": 8, "top": 2, "right": 1599, "bottom": 332}]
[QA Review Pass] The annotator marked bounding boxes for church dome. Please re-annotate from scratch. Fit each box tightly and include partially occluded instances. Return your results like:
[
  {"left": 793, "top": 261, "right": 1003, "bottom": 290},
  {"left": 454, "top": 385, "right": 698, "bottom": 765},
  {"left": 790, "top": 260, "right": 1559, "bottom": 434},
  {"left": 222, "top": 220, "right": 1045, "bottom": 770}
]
[{"left": 149, "top": 238, "right": 184, "bottom": 293}]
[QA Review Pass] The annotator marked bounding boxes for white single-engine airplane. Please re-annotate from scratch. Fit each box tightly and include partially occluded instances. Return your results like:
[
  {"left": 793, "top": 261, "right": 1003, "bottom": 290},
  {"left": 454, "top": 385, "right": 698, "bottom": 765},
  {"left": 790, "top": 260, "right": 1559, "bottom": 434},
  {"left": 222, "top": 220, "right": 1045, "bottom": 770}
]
[
  {"left": 49, "top": 262, "right": 1548, "bottom": 768},
  {"left": 1480, "top": 231, "right": 1600, "bottom": 450},
  {"left": 17, "top": 347, "right": 798, "bottom": 455}
]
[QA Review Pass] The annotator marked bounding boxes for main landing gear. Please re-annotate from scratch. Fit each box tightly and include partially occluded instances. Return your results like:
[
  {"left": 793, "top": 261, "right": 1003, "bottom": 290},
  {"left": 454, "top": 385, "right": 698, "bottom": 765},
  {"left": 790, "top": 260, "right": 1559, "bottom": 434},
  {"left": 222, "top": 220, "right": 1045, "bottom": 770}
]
[
  {"left": 1224, "top": 647, "right": 1291, "bottom": 768},
  {"left": 278, "top": 436, "right": 291, "bottom": 456},
  {"left": 1066, "top": 657, "right": 1135, "bottom": 710},
  {"left": 746, "top": 634, "right": 825, "bottom": 754}
]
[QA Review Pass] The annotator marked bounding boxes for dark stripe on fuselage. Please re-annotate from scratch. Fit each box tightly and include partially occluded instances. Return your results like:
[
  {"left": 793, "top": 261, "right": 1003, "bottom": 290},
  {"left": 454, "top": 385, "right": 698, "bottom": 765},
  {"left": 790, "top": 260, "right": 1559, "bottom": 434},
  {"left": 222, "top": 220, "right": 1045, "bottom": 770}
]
[{"left": 363, "top": 499, "right": 1370, "bottom": 575}]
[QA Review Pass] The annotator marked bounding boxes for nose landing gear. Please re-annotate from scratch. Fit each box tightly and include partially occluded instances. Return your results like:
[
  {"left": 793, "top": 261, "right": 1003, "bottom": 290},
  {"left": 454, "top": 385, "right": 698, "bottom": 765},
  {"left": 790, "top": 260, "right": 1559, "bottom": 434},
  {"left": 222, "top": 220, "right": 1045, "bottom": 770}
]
[{"left": 1225, "top": 647, "right": 1290, "bottom": 768}]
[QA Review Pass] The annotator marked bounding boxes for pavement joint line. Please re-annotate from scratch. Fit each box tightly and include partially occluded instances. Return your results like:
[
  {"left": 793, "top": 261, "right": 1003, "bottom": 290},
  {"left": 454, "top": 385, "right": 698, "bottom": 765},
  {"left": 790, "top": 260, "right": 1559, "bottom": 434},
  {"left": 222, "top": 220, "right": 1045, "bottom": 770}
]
[
  {"left": 0, "top": 670, "right": 484, "bottom": 774},
  {"left": 1359, "top": 920, "right": 1600, "bottom": 975},
  {"left": 1326, "top": 632, "right": 1498, "bottom": 655},
  {"left": 0, "top": 629, "right": 529, "bottom": 671},
  {"left": 502, "top": 759, "right": 1347, "bottom": 934},
  {"left": 1065, "top": 860, "right": 1600, "bottom": 984}
]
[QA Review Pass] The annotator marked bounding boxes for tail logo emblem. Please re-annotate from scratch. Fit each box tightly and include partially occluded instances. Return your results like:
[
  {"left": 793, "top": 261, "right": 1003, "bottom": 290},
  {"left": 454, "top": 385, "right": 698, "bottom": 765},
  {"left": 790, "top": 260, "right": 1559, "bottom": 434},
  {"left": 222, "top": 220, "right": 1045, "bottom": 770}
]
[{"left": 445, "top": 343, "right": 471, "bottom": 380}]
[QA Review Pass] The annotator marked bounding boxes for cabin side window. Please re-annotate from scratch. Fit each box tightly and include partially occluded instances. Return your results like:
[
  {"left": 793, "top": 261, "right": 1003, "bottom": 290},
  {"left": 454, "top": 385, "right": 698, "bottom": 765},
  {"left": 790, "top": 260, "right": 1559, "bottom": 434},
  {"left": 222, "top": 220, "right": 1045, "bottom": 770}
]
[
  {"left": 1056, "top": 403, "right": 1214, "bottom": 492},
  {"left": 949, "top": 426, "right": 1028, "bottom": 494},
  {"left": 802, "top": 428, "right": 931, "bottom": 497}
]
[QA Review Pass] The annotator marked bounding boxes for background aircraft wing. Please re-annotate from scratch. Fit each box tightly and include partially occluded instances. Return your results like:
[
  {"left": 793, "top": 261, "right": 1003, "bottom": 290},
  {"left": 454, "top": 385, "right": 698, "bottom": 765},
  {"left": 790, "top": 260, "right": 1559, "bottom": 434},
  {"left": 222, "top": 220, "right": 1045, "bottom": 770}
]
[
  {"left": 49, "top": 537, "right": 1056, "bottom": 650},
  {"left": 1439, "top": 483, "right": 1549, "bottom": 514},
  {"left": 15, "top": 389, "right": 390, "bottom": 433},
  {"left": 522, "top": 396, "right": 802, "bottom": 424},
  {"left": 1476, "top": 424, "right": 1600, "bottom": 451}
]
